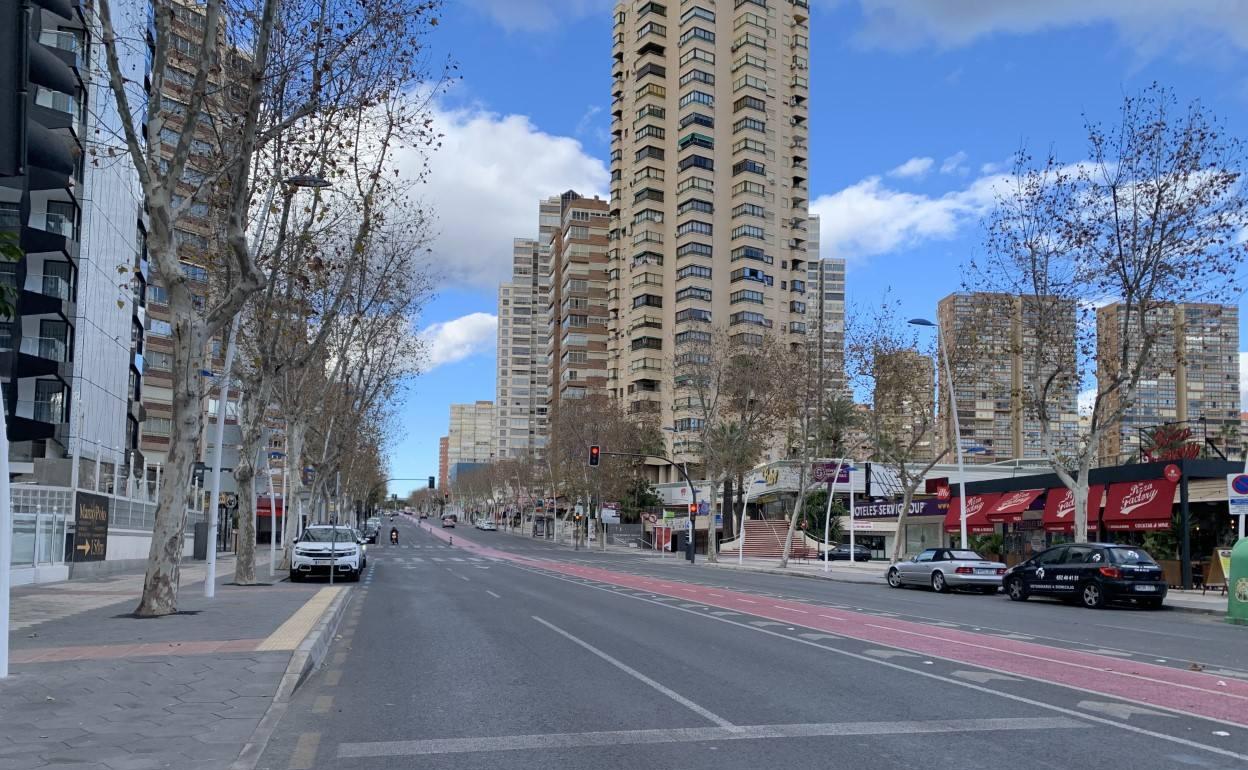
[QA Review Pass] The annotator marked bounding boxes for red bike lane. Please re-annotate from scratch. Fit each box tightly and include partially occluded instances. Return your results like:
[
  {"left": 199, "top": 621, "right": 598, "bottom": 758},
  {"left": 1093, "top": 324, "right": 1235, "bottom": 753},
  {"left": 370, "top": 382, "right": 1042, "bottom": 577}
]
[{"left": 421, "top": 523, "right": 1248, "bottom": 728}]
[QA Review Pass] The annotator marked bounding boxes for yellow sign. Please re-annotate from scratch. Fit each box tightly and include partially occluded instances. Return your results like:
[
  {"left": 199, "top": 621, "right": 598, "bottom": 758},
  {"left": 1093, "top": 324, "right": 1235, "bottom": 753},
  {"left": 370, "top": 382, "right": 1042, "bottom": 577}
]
[
  {"left": 1218, "top": 548, "right": 1233, "bottom": 585},
  {"left": 763, "top": 467, "right": 780, "bottom": 487}
]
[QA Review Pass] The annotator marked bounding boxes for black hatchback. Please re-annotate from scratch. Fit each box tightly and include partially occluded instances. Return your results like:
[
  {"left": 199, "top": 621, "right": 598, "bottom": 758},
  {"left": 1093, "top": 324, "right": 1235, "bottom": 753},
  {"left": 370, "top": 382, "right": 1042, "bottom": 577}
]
[{"left": 1003, "top": 543, "right": 1167, "bottom": 609}]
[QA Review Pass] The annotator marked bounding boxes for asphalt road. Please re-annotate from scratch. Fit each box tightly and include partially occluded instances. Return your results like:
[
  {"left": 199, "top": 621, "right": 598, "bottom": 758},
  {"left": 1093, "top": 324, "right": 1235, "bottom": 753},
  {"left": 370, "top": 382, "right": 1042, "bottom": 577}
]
[{"left": 256, "top": 518, "right": 1248, "bottom": 770}]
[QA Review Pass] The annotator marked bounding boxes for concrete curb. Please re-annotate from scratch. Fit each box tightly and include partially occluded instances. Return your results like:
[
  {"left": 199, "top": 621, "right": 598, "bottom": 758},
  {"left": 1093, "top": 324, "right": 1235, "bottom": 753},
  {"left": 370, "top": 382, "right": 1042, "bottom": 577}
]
[{"left": 229, "top": 585, "right": 353, "bottom": 770}]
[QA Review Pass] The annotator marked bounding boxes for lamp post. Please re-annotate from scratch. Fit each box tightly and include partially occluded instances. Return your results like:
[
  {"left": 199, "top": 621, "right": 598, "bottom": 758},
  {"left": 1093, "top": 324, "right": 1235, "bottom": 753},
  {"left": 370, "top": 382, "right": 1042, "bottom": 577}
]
[
  {"left": 822, "top": 460, "right": 855, "bottom": 573},
  {"left": 909, "top": 317, "right": 970, "bottom": 548},
  {"left": 205, "top": 173, "right": 329, "bottom": 598}
]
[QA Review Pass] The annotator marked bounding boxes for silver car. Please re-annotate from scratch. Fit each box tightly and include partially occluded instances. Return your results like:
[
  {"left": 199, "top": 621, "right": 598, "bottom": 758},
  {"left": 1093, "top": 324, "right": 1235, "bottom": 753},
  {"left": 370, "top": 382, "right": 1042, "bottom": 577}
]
[{"left": 886, "top": 548, "right": 1006, "bottom": 594}]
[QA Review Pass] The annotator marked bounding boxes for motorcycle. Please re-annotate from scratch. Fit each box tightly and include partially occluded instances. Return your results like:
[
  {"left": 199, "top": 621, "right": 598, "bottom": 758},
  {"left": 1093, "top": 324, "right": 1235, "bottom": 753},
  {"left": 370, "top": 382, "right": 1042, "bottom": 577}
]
[{"left": 390, "top": 529, "right": 399, "bottom": 544}]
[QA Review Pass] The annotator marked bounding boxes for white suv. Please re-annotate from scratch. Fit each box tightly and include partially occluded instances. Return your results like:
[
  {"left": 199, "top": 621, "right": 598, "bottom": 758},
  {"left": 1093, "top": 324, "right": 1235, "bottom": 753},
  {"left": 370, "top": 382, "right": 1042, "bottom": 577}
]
[{"left": 290, "top": 525, "right": 365, "bottom": 582}]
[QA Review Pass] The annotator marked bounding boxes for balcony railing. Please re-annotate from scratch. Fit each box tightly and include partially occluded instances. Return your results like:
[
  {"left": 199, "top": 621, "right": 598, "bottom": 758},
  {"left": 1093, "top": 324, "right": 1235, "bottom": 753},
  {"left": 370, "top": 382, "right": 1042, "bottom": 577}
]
[
  {"left": 38, "top": 29, "right": 82, "bottom": 67},
  {"left": 38, "top": 212, "right": 75, "bottom": 238},
  {"left": 34, "top": 86, "right": 76, "bottom": 115},
  {"left": 20, "top": 335, "right": 68, "bottom": 362},
  {"left": 25, "top": 274, "right": 72, "bottom": 300}
]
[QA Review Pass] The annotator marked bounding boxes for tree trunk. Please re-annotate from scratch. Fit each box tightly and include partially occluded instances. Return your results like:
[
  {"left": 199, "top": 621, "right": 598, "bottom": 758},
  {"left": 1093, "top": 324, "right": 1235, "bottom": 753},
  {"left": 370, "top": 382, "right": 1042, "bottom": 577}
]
[
  {"left": 278, "top": 418, "right": 306, "bottom": 569},
  {"left": 889, "top": 488, "right": 916, "bottom": 563},
  {"left": 779, "top": 467, "right": 808, "bottom": 569},
  {"left": 722, "top": 477, "right": 735, "bottom": 541},
  {"left": 706, "top": 476, "right": 720, "bottom": 563},
  {"left": 233, "top": 376, "right": 273, "bottom": 585},
  {"left": 135, "top": 289, "right": 207, "bottom": 616},
  {"left": 735, "top": 472, "right": 745, "bottom": 533}
]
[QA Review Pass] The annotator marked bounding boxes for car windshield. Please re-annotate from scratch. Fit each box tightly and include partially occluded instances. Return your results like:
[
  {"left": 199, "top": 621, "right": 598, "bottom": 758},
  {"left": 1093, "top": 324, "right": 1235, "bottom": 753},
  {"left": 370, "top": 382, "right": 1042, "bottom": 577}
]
[
  {"left": 1108, "top": 547, "right": 1157, "bottom": 565},
  {"left": 301, "top": 528, "right": 355, "bottom": 542},
  {"left": 948, "top": 550, "right": 984, "bottom": 561}
]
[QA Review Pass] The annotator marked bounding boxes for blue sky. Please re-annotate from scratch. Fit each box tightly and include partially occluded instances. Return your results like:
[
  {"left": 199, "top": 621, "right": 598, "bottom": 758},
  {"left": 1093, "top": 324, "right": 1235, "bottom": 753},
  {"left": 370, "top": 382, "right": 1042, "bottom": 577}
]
[{"left": 388, "top": 0, "right": 1248, "bottom": 498}]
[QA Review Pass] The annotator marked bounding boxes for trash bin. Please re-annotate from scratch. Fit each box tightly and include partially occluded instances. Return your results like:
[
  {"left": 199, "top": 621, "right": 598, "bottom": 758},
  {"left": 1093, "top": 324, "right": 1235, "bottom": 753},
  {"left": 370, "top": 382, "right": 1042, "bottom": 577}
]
[
  {"left": 1228, "top": 537, "right": 1248, "bottom": 625},
  {"left": 193, "top": 522, "right": 209, "bottom": 561}
]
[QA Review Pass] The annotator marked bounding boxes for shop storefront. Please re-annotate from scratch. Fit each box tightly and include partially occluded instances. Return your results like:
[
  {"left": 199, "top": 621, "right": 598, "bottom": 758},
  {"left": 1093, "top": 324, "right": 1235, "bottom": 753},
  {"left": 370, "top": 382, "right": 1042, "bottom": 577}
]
[{"left": 851, "top": 499, "right": 946, "bottom": 559}]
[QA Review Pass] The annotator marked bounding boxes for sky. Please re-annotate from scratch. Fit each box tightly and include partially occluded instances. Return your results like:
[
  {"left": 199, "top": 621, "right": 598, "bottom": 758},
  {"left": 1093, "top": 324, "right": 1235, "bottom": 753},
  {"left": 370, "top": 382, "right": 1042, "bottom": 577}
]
[{"left": 388, "top": 0, "right": 1248, "bottom": 498}]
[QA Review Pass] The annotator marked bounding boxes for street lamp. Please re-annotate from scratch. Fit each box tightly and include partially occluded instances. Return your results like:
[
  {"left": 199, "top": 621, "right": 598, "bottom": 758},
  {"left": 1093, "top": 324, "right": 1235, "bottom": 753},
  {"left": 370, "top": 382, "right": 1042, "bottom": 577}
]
[
  {"left": 737, "top": 477, "right": 766, "bottom": 566},
  {"left": 205, "top": 173, "right": 330, "bottom": 598},
  {"left": 909, "top": 317, "right": 970, "bottom": 549}
]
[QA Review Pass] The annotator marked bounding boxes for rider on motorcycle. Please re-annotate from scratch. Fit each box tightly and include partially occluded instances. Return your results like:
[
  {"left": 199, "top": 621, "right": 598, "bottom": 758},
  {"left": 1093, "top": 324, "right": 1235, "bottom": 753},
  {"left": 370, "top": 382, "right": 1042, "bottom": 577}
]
[{"left": 390, "top": 527, "right": 399, "bottom": 544}]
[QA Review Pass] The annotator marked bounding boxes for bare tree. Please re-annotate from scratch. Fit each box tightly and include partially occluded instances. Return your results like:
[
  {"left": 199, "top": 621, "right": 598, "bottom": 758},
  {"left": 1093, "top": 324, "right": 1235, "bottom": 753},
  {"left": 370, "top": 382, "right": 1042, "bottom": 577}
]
[
  {"left": 971, "top": 84, "right": 1248, "bottom": 543},
  {"left": 95, "top": 0, "right": 448, "bottom": 614}
]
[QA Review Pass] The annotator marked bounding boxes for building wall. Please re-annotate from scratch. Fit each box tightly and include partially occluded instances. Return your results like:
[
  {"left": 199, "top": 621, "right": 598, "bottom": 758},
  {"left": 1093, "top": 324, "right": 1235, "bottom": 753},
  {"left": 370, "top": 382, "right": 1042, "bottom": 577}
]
[
  {"left": 1097, "top": 302, "right": 1241, "bottom": 464},
  {"left": 606, "top": 0, "right": 813, "bottom": 481},
  {"left": 873, "top": 349, "right": 936, "bottom": 461},
  {"left": 546, "top": 193, "right": 610, "bottom": 410},
  {"left": 437, "top": 435, "right": 449, "bottom": 491},
  {"left": 937, "top": 292, "right": 1078, "bottom": 464},
  {"left": 448, "top": 401, "right": 495, "bottom": 467}
]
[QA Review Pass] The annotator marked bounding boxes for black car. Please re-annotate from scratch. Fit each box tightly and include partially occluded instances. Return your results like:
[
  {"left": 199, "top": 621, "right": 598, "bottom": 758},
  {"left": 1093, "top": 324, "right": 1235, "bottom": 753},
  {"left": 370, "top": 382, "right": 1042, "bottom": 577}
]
[
  {"left": 364, "top": 528, "right": 379, "bottom": 544},
  {"left": 819, "top": 544, "right": 872, "bottom": 562},
  {"left": 1003, "top": 543, "right": 1166, "bottom": 609}
]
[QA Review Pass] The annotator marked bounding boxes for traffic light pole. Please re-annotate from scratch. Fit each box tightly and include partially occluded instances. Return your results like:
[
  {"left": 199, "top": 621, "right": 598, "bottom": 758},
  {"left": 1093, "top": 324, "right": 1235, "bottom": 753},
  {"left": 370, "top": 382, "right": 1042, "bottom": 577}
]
[{"left": 599, "top": 451, "right": 698, "bottom": 564}]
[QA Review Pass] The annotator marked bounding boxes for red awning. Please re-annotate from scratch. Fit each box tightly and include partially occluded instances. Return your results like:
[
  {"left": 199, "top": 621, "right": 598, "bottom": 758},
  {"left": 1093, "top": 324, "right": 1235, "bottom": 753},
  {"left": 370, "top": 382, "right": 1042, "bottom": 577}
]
[
  {"left": 255, "top": 496, "right": 285, "bottom": 518},
  {"left": 1041, "top": 485, "right": 1104, "bottom": 533},
  {"left": 985, "top": 489, "right": 1045, "bottom": 522},
  {"left": 943, "top": 493, "right": 1002, "bottom": 534},
  {"left": 1102, "top": 479, "right": 1176, "bottom": 531}
]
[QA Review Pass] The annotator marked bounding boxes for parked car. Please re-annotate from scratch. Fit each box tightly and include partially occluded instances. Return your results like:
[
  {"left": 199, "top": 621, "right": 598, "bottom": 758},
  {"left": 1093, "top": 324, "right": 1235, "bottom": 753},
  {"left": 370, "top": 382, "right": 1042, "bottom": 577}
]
[
  {"left": 886, "top": 548, "right": 1006, "bottom": 594},
  {"left": 1003, "top": 543, "right": 1166, "bottom": 609},
  {"left": 476, "top": 520, "right": 497, "bottom": 531},
  {"left": 819, "top": 544, "right": 872, "bottom": 562},
  {"left": 290, "top": 525, "right": 365, "bottom": 582}
]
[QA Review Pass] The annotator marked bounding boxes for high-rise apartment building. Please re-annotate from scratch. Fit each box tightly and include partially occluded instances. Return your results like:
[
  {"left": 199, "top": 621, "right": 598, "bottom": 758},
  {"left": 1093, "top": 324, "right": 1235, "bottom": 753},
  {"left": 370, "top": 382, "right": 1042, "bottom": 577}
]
[
  {"left": 937, "top": 292, "right": 1079, "bottom": 464},
  {"left": 804, "top": 217, "right": 846, "bottom": 399},
  {"left": 437, "top": 435, "right": 449, "bottom": 491},
  {"left": 872, "top": 349, "right": 936, "bottom": 461},
  {"left": 606, "top": 0, "right": 813, "bottom": 481},
  {"left": 496, "top": 203, "right": 556, "bottom": 459},
  {"left": 447, "top": 401, "right": 495, "bottom": 482},
  {"left": 1, "top": 0, "right": 146, "bottom": 485},
  {"left": 546, "top": 193, "right": 610, "bottom": 410},
  {"left": 1097, "top": 302, "right": 1241, "bottom": 464}
]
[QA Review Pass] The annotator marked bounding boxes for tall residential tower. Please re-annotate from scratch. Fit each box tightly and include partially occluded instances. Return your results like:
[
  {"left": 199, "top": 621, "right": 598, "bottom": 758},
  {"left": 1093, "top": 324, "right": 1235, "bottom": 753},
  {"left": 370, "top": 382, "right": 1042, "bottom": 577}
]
[{"left": 606, "top": 0, "right": 813, "bottom": 481}]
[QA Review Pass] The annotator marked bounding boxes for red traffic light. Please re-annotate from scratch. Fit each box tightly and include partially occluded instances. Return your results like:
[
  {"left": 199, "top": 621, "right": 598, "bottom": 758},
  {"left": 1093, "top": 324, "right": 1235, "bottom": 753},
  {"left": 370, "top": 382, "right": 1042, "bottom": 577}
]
[
  {"left": 688, "top": 503, "right": 698, "bottom": 515},
  {"left": 588, "top": 445, "right": 601, "bottom": 466}
]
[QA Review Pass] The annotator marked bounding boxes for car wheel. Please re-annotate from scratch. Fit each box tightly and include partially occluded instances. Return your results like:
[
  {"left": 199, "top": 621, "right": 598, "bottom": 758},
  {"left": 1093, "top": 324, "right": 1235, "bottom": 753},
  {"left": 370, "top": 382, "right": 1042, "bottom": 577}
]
[
  {"left": 1080, "top": 581, "right": 1105, "bottom": 609},
  {"left": 350, "top": 569, "right": 362, "bottom": 583},
  {"left": 1141, "top": 598, "right": 1163, "bottom": 610},
  {"left": 289, "top": 570, "right": 301, "bottom": 583},
  {"left": 1006, "top": 577, "right": 1028, "bottom": 601},
  {"left": 931, "top": 571, "right": 949, "bottom": 593},
  {"left": 887, "top": 568, "right": 902, "bottom": 588}
]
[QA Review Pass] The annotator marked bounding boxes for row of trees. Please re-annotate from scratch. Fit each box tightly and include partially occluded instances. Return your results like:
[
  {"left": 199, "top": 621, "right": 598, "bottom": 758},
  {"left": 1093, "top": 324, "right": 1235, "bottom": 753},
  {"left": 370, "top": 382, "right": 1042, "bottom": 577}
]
[{"left": 92, "top": 0, "right": 450, "bottom": 614}]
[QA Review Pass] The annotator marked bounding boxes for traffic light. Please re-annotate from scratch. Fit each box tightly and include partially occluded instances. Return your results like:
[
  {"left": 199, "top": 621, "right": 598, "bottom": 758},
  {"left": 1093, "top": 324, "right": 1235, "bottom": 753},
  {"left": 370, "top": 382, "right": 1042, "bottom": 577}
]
[
  {"left": 688, "top": 503, "right": 698, "bottom": 516},
  {"left": 588, "top": 445, "right": 601, "bottom": 466},
  {"left": 428, "top": 476, "right": 435, "bottom": 489}
]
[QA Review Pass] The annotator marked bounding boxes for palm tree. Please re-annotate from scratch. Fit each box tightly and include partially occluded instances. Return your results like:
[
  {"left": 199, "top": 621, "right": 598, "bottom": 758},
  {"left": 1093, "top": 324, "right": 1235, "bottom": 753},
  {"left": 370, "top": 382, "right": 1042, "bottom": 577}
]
[{"left": 817, "top": 394, "right": 862, "bottom": 459}]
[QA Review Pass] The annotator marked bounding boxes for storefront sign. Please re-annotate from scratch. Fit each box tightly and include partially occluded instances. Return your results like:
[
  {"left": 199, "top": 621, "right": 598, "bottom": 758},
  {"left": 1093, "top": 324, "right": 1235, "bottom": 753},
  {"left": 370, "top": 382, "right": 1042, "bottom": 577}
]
[
  {"left": 811, "top": 462, "right": 850, "bottom": 484},
  {"left": 73, "top": 492, "right": 110, "bottom": 562},
  {"left": 600, "top": 502, "right": 621, "bottom": 525},
  {"left": 1103, "top": 479, "right": 1176, "bottom": 531},
  {"left": 853, "top": 499, "right": 944, "bottom": 519}
]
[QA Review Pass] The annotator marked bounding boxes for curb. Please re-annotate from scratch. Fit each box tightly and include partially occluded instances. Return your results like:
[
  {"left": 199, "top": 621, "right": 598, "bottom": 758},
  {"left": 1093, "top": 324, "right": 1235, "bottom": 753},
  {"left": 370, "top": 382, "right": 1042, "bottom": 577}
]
[{"left": 230, "top": 585, "right": 353, "bottom": 770}]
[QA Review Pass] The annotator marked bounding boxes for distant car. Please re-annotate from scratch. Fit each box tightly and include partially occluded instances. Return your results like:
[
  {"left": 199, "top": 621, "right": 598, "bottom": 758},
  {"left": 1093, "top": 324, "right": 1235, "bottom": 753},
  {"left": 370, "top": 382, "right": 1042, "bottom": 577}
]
[
  {"left": 476, "top": 520, "right": 497, "bottom": 531},
  {"left": 290, "top": 525, "right": 365, "bottom": 582},
  {"left": 442, "top": 515, "right": 456, "bottom": 529},
  {"left": 364, "top": 527, "right": 378, "bottom": 544},
  {"left": 1003, "top": 543, "right": 1166, "bottom": 609},
  {"left": 819, "top": 544, "right": 871, "bottom": 562},
  {"left": 886, "top": 548, "right": 1005, "bottom": 594}
]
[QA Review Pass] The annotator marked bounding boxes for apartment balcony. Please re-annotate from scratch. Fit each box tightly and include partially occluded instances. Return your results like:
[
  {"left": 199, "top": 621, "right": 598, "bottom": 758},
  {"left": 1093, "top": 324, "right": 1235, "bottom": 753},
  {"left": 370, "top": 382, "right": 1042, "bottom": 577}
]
[
  {"left": 7, "top": 398, "right": 69, "bottom": 443},
  {"left": 19, "top": 272, "right": 75, "bottom": 316},
  {"left": 1, "top": 334, "right": 73, "bottom": 380}
]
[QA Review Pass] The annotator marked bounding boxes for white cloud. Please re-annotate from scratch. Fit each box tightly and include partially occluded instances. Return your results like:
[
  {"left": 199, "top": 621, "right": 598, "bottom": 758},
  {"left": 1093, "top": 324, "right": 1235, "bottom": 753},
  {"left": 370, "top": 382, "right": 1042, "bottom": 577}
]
[
  {"left": 887, "top": 156, "right": 934, "bottom": 179},
  {"left": 419, "top": 313, "right": 498, "bottom": 371},
  {"left": 470, "top": 0, "right": 612, "bottom": 32},
  {"left": 940, "top": 151, "right": 969, "bottom": 176},
  {"left": 848, "top": 0, "right": 1248, "bottom": 56},
  {"left": 400, "top": 103, "right": 608, "bottom": 290},
  {"left": 810, "top": 170, "right": 1008, "bottom": 261}
]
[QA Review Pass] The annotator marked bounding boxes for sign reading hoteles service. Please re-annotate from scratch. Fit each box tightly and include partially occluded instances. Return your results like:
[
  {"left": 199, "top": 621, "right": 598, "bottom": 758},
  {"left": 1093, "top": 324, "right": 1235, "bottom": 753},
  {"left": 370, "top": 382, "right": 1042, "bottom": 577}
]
[{"left": 73, "top": 492, "right": 111, "bottom": 562}]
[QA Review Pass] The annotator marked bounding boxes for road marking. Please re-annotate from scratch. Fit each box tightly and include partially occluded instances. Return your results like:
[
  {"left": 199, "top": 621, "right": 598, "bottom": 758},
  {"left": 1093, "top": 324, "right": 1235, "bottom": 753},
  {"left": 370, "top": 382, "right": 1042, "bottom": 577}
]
[
  {"left": 486, "top": 590, "right": 501, "bottom": 599},
  {"left": 798, "top": 633, "right": 841, "bottom": 641},
  {"left": 257, "top": 587, "right": 344, "bottom": 652},
  {"left": 521, "top": 568, "right": 1248, "bottom": 764},
  {"left": 865, "top": 649, "right": 918, "bottom": 659},
  {"left": 311, "top": 695, "right": 333, "bottom": 714},
  {"left": 288, "top": 732, "right": 321, "bottom": 769},
  {"left": 337, "top": 717, "right": 1086, "bottom": 758},
  {"left": 818, "top": 614, "right": 842, "bottom": 620},
  {"left": 532, "top": 616, "right": 735, "bottom": 729},
  {"left": 324, "top": 670, "right": 342, "bottom": 687},
  {"left": 952, "top": 670, "right": 1019, "bottom": 684},
  {"left": 1078, "top": 700, "right": 1174, "bottom": 720}
]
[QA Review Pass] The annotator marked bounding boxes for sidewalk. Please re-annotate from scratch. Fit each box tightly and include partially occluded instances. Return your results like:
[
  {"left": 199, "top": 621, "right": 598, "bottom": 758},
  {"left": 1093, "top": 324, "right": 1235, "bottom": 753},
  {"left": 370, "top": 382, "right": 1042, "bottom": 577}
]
[{"left": 2, "top": 553, "right": 352, "bottom": 770}]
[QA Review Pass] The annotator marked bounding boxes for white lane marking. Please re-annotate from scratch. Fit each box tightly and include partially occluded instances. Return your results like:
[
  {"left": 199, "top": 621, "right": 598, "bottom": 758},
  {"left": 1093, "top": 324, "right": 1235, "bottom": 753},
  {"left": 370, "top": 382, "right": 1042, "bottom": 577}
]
[
  {"left": 532, "top": 616, "right": 736, "bottom": 729},
  {"left": 337, "top": 717, "right": 1085, "bottom": 758},
  {"left": 513, "top": 566, "right": 1248, "bottom": 763},
  {"left": 952, "top": 670, "right": 1019, "bottom": 684},
  {"left": 486, "top": 590, "right": 501, "bottom": 599},
  {"left": 1078, "top": 700, "right": 1174, "bottom": 720}
]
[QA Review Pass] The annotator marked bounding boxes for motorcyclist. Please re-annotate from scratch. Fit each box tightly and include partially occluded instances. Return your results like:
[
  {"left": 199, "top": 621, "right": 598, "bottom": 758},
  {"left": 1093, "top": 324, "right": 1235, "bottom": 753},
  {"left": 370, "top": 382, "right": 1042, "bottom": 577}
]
[{"left": 390, "top": 527, "right": 399, "bottom": 544}]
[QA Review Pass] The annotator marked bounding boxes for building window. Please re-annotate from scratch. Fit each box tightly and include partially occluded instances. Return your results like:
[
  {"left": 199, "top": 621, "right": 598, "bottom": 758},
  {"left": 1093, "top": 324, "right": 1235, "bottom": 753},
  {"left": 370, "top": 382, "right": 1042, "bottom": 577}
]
[
  {"left": 732, "top": 224, "right": 766, "bottom": 240},
  {"left": 636, "top": 82, "right": 667, "bottom": 100},
  {"left": 679, "top": 27, "right": 715, "bottom": 46},
  {"left": 677, "top": 176, "right": 714, "bottom": 194},
  {"left": 677, "top": 264, "right": 712, "bottom": 280},
  {"left": 678, "top": 132, "right": 714, "bottom": 151},
  {"left": 636, "top": 125, "right": 665, "bottom": 141},
  {"left": 677, "top": 198, "right": 713, "bottom": 216},
  {"left": 677, "top": 220, "right": 712, "bottom": 237},
  {"left": 676, "top": 330, "right": 712, "bottom": 346},
  {"left": 678, "top": 154, "right": 714, "bottom": 172},
  {"left": 676, "top": 242, "right": 712, "bottom": 259},
  {"left": 679, "top": 46, "right": 714, "bottom": 66},
  {"left": 635, "top": 145, "right": 665, "bottom": 162},
  {"left": 679, "top": 69, "right": 714, "bottom": 87},
  {"left": 675, "top": 287, "right": 712, "bottom": 303},
  {"left": 679, "top": 90, "right": 714, "bottom": 108},
  {"left": 733, "top": 159, "right": 766, "bottom": 176},
  {"left": 633, "top": 294, "right": 663, "bottom": 309},
  {"left": 145, "top": 417, "right": 173, "bottom": 437},
  {"left": 675, "top": 308, "right": 712, "bottom": 323},
  {"left": 734, "top": 95, "right": 766, "bottom": 112},
  {"left": 732, "top": 245, "right": 773, "bottom": 264},
  {"left": 732, "top": 289, "right": 766, "bottom": 305},
  {"left": 733, "top": 116, "right": 766, "bottom": 134},
  {"left": 636, "top": 62, "right": 667, "bottom": 80},
  {"left": 680, "top": 112, "right": 714, "bottom": 130}
]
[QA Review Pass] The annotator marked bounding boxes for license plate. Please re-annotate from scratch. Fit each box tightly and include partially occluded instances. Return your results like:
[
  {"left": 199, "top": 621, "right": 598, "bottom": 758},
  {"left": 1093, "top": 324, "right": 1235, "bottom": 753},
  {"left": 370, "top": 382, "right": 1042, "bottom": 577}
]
[
  {"left": 1134, "top": 585, "right": 1157, "bottom": 592},
  {"left": 314, "top": 559, "right": 334, "bottom": 565},
  {"left": 974, "top": 568, "right": 996, "bottom": 575}
]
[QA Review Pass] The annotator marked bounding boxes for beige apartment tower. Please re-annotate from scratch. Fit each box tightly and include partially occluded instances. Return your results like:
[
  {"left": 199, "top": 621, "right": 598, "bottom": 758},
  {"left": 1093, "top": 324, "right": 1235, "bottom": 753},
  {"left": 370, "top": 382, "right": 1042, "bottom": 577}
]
[
  {"left": 936, "top": 292, "right": 1080, "bottom": 464},
  {"left": 1097, "top": 302, "right": 1241, "bottom": 464},
  {"left": 606, "top": 0, "right": 813, "bottom": 481},
  {"left": 546, "top": 193, "right": 611, "bottom": 411}
]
